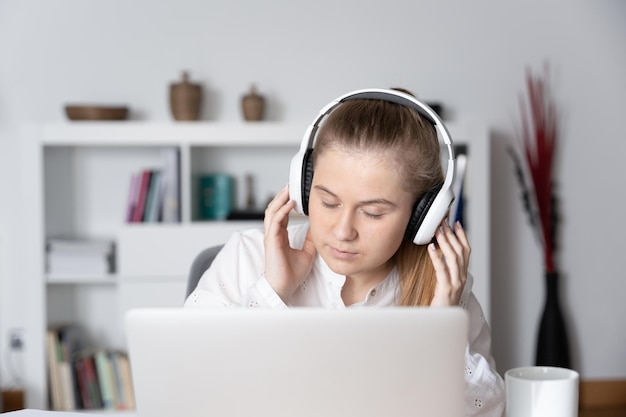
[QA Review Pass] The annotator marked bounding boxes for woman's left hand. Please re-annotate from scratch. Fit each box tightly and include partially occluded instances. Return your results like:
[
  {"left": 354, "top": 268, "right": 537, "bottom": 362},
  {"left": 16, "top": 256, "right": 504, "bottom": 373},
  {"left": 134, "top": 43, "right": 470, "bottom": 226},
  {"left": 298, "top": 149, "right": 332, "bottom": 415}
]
[{"left": 428, "top": 220, "right": 471, "bottom": 306}]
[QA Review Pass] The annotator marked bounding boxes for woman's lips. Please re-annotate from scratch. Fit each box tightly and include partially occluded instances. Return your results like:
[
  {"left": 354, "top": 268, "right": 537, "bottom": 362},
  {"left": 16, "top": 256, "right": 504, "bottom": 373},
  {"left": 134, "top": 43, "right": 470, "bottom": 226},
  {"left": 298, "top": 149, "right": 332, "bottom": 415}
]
[{"left": 329, "top": 246, "right": 358, "bottom": 260}]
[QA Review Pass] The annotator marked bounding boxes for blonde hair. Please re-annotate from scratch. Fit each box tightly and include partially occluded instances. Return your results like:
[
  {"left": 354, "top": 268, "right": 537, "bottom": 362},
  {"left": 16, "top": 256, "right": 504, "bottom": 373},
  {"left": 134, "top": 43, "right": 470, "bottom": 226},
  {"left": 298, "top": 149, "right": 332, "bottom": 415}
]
[{"left": 312, "top": 90, "right": 443, "bottom": 306}]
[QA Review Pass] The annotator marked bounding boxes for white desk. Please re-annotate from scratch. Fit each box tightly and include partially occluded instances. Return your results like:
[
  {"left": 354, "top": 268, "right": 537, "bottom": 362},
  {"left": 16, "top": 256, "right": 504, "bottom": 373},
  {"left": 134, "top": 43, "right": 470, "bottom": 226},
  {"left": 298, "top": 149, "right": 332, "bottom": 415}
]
[{"left": 5, "top": 410, "right": 135, "bottom": 417}]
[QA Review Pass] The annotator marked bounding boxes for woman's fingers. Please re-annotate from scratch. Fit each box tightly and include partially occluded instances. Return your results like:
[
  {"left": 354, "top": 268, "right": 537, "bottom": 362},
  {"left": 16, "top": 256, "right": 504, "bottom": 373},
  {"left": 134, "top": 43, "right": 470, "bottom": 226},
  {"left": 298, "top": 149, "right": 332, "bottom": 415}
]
[
  {"left": 262, "top": 186, "right": 315, "bottom": 303},
  {"left": 428, "top": 241, "right": 447, "bottom": 276},
  {"left": 439, "top": 222, "right": 470, "bottom": 273},
  {"left": 264, "top": 185, "right": 291, "bottom": 235},
  {"left": 435, "top": 223, "right": 460, "bottom": 282},
  {"left": 264, "top": 185, "right": 289, "bottom": 218},
  {"left": 453, "top": 221, "right": 471, "bottom": 260},
  {"left": 429, "top": 220, "right": 471, "bottom": 306}
]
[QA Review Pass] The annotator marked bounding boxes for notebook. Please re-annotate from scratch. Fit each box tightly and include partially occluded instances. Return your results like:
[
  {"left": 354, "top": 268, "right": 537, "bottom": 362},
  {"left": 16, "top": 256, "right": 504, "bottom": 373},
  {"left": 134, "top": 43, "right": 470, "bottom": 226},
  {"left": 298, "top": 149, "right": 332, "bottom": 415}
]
[{"left": 125, "top": 307, "right": 468, "bottom": 417}]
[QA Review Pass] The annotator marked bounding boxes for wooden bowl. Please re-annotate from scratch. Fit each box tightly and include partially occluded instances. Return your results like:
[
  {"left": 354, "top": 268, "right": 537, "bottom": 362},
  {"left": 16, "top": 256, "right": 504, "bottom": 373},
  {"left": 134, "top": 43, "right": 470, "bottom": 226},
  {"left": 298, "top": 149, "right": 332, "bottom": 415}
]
[{"left": 65, "top": 105, "right": 129, "bottom": 121}]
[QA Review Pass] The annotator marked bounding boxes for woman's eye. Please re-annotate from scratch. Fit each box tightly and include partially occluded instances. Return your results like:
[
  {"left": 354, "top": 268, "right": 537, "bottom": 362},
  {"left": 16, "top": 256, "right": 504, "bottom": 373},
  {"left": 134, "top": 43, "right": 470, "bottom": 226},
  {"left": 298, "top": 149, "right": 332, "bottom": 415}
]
[
  {"left": 321, "top": 201, "right": 338, "bottom": 209},
  {"left": 362, "top": 210, "right": 383, "bottom": 219}
]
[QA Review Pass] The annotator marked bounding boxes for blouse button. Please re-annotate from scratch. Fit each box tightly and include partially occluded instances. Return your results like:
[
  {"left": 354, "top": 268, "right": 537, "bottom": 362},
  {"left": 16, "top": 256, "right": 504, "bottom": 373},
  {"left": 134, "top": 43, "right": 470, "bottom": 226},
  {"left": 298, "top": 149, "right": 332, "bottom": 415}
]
[{"left": 369, "top": 289, "right": 377, "bottom": 297}]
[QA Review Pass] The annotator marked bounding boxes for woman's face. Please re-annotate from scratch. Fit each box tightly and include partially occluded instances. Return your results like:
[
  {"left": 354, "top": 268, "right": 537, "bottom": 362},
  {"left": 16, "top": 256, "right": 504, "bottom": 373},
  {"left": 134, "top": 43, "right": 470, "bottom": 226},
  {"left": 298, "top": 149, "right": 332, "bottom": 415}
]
[{"left": 308, "top": 146, "right": 415, "bottom": 283}]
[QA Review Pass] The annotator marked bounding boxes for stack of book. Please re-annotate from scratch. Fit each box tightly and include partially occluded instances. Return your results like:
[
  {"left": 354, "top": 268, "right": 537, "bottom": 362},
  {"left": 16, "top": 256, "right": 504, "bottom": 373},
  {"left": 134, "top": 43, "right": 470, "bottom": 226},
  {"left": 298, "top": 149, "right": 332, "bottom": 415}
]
[
  {"left": 46, "top": 238, "right": 115, "bottom": 276},
  {"left": 125, "top": 148, "right": 180, "bottom": 223},
  {"left": 46, "top": 325, "right": 135, "bottom": 411}
]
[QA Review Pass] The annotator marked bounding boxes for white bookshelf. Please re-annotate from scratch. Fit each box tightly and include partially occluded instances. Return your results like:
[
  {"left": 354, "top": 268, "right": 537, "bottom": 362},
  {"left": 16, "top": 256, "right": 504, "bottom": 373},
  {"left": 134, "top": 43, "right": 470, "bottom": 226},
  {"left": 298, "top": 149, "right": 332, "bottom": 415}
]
[{"left": 18, "top": 121, "right": 491, "bottom": 409}]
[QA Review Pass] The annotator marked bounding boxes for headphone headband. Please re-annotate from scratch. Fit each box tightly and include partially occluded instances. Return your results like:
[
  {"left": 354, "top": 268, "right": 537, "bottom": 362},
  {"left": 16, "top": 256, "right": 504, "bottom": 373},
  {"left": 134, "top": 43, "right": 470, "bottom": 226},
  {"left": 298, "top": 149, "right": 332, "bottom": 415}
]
[
  {"left": 289, "top": 88, "right": 456, "bottom": 245},
  {"left": 298, "top": 88, "right": 455, "bottom": 160}
]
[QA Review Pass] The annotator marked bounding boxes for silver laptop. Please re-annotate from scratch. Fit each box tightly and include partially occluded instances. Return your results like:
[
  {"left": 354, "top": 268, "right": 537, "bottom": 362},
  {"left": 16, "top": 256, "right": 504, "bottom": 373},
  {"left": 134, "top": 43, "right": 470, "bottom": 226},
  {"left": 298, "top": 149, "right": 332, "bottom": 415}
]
[{"left": 125, "top": 307, "right": 467, "bottom": 417}]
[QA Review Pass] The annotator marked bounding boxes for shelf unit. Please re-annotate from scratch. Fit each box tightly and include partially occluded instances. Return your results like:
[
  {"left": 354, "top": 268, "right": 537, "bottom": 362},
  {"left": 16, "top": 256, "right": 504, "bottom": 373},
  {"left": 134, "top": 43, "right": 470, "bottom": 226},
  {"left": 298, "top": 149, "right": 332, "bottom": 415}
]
[{"left": 18, "top": 121, "right": 491, "bottom": 409}]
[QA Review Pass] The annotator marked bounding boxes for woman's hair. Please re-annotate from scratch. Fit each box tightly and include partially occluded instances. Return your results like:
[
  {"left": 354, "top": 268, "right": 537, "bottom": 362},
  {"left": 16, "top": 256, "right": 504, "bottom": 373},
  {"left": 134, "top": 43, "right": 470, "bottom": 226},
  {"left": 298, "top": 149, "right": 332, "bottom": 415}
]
[{"left": 312, "top": 89, "right": 443, "bottom": 306}]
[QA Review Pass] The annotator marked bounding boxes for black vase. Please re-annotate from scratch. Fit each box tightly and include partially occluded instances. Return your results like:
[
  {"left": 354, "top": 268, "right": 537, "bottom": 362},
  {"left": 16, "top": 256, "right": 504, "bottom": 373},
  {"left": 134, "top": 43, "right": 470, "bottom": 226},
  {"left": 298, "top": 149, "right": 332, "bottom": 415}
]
[{"left": 535, "top": 271, "right": 571, "bottom": 368}]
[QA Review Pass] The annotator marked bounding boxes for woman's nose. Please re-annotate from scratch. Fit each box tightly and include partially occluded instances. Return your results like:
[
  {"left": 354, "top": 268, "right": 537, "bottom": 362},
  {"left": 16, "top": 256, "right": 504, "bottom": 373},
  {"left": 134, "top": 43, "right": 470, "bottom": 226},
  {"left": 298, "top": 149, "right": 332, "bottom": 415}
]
[{"left": 333, "top": 210, "right": 358, "bottom": 241}]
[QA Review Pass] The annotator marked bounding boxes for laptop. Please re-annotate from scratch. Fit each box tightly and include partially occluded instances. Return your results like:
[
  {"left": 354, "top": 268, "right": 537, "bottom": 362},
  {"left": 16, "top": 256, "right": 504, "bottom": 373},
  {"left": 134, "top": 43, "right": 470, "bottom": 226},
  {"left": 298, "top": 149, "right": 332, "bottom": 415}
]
[{"left": 125, "top": 307, "right": 468, "bottom": 417}]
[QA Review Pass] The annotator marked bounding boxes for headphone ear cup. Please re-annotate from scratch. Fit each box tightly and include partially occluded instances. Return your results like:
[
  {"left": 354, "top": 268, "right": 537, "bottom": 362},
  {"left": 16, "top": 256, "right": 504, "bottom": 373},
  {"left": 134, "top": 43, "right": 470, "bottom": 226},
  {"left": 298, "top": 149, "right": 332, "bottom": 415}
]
[
  {"left": 404, "top": 183, "right": 444, "bottom": 243},
  {"left": 301, "top": 148, "right": 314, "bottom": 215}
]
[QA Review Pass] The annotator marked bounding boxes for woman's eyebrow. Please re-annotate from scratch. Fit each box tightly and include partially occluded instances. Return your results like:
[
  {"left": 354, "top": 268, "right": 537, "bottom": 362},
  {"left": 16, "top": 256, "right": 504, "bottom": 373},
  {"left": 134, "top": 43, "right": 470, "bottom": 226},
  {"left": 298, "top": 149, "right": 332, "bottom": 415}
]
[{"left": 313, "top": 185, "right": 397, "bottom": 207}]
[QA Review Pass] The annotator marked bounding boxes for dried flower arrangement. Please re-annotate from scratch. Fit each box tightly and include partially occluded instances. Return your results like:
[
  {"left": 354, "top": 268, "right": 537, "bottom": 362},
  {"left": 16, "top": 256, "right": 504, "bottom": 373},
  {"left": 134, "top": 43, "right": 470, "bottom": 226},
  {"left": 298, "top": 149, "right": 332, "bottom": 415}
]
[
  {"left": 509, "top": 64, "right": 571, "bottom": 367},
  {"left": 508, "top": 64, "right": 560, "bottom": 274}
]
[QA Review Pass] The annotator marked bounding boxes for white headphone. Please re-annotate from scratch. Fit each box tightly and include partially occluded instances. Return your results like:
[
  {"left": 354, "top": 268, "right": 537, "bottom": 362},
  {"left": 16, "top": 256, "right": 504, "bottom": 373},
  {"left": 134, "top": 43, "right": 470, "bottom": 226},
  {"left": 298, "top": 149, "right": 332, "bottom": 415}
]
[{"left": 288, "top": 88, "right": 456, "bottom": 245}]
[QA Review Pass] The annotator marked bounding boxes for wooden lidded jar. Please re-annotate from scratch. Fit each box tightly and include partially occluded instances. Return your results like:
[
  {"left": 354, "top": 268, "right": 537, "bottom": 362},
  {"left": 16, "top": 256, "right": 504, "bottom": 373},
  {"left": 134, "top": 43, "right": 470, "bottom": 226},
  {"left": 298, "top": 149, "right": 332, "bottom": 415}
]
[
  {"left": 241, "top": 84, "right": 265, "bottom": 121},
  {"left": 170, "top": 71, "right": 202, "bottom": 121}
]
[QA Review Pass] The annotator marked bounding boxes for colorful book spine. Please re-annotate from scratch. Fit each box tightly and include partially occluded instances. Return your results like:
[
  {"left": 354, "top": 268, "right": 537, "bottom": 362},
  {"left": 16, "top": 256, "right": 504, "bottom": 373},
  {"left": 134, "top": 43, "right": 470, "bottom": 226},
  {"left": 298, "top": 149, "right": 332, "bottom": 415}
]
[
  {"left": 74, "top": 357, "right": 92, "bottom": 409},
  {"left": 131, "top": 170, "right": 153, "bottom": 223},
  {"left": 46, "top": 330, "right": 63, "bottom": 410},
  {"left": 144, "top": 170, "right": 162, "bottom": 222},
  {"left": 83, "top": 355, "right": 103, "bottom": 409},
  {"left": 161, "top": 148, "right": 181, "bottom": 223},
  {"left": 94, "top": 350, "right": 116, "bottom": 410},
  {"left": 125, "top": 172, "right": 140, "bottom": 222},
  {"left": 117, "top": 353, "right": 135, "bottom": 409}
]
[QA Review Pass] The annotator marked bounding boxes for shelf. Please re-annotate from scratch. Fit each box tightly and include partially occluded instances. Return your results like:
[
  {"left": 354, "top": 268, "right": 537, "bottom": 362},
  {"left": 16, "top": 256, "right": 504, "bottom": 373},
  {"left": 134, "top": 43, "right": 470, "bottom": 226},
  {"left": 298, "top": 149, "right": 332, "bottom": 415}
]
[
  {"left": 41, "top": 123, "right": 304, "bottom": 228},
  {"left": 46, "top": 274, "right": 118, "bottom": 285},
  {"left": 46, "top": 273, "right": 193, "bottom": 285},
  {"left": 41, "top": 122, "right": 305, "bottom": 147}
]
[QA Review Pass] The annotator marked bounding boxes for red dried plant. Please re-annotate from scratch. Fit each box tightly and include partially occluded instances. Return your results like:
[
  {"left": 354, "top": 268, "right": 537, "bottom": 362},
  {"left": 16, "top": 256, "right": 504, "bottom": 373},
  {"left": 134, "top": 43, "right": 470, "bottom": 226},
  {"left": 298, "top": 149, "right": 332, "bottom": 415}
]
[{"left": 509, "top": 65, "right": 560, "bottom": 274}]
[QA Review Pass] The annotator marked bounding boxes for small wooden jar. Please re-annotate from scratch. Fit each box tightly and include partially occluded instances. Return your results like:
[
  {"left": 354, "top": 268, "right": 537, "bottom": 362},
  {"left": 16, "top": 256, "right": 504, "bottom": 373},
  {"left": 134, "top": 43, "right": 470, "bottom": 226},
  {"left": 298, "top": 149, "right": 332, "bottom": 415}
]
[
  {"left": 170, "top": 71, "right": 202, "bottom": 121},
  {"left": 241, "top": 84, "right": 265, "bottom": 121}
]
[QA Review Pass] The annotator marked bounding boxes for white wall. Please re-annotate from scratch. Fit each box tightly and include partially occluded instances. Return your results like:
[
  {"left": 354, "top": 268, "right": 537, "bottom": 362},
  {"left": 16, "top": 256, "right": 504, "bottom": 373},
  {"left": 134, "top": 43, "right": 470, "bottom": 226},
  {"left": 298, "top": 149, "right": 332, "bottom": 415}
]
[{"left": 1, "top": 0, "right": 625, "bottom": 405}]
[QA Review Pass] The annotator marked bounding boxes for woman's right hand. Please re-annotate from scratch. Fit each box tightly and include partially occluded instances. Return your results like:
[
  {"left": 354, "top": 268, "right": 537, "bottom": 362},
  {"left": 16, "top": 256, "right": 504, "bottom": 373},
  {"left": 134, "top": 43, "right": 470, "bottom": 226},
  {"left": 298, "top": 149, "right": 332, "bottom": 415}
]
[{"left": 263, "top": 185, "right": 317, "bottom": 302}]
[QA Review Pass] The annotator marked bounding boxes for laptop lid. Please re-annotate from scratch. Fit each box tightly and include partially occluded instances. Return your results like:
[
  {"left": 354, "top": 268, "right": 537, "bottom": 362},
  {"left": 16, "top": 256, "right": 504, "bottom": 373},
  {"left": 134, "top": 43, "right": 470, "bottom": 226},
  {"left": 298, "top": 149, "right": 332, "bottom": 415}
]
[{"left": 125, "top": 307, "right": 468, "bottom": 417}]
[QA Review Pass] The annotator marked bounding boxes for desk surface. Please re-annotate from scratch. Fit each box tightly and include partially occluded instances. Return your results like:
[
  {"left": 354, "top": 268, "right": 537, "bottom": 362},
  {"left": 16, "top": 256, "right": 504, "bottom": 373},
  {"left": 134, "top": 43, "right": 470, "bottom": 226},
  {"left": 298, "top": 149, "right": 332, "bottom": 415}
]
[
  {"left": 7, "top": 407, "right": 626, "bottom": 417},
  {"left": 3, "top": 410, "right": 135, "bottom": 417}
]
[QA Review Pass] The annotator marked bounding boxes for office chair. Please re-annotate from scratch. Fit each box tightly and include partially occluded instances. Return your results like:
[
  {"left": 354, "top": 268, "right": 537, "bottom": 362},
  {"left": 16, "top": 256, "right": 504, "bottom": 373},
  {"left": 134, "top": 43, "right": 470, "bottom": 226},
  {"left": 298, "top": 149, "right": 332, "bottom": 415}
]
[{"left": 185, "top": 244, "right": 224, "bottom": 299}]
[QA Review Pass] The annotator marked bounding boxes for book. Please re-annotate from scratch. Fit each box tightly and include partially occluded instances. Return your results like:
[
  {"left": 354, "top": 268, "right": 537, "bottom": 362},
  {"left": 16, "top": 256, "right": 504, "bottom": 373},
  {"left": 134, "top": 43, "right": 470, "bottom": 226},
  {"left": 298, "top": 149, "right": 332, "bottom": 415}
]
[
  {"left": 71, "top": 350, "right": 105, "bottom": 410},
  {"left": 94, "top": 350, "right": 117, "bottom": 410},
  {"left": 47, "top": 252, "right": 112, "bottom": 276},
  {"left": 125, "top": 172, "right": 140, "bottom": 222},
  {"left": 83, "top": 354, "right": 103, "bottom": 409},
  {"left": 46, "top": 330, "right": 64, "bottom": 410},
  {"left": 46, "top": 325, "right": 85, "bottom": 410},
  {"left": 109, "top": 352, "right": 125, "bottom": 407},
  {"left": 131, "top": 170, "right": 154, "bottom": 223},
  {"left": 47, "top": 238, "right": 114, "bottom": 255},
  {"left": 73, "top": 356, "right": 92, "bottom": 409},
  {"left": 116, "top": 353, "right": 135, "bottom": 409},
  {"left": 143, "top": 170, "right": 162, "bottom": 222},
  {"left": 109, "top": 351, "right": 135, "bottom": 409},
  {"left": 58, "top": 362, "right": 76, "bottom": 410},
  {"left": 46, "top": 238, "right": 114, "bottom": 276},
  {"left": 161, "top": 148, "right": 181, "bottom": 223}
]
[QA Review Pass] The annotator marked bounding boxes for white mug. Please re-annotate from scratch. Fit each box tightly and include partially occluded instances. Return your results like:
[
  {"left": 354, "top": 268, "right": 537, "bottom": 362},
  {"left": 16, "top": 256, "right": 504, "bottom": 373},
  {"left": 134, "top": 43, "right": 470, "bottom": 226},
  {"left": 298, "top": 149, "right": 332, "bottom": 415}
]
[{"left": 505, "top": 366, "right": 579, "bottom": 417}]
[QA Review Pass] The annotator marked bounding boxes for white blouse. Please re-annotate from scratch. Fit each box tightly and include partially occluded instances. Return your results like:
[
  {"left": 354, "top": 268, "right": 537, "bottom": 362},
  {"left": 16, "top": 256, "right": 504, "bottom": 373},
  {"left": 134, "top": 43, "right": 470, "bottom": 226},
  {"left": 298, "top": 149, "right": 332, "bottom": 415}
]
[{"left": 185, "top": 223, "right": 505, "bottom": 417}]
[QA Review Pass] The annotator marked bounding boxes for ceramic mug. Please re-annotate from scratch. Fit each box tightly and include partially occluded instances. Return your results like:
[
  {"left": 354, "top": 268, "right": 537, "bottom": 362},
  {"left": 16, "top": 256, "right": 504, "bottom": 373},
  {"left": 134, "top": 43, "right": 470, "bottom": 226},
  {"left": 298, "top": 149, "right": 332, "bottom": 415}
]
[{"left": 505, "top": 366, "right": 579, "bottom": 417}]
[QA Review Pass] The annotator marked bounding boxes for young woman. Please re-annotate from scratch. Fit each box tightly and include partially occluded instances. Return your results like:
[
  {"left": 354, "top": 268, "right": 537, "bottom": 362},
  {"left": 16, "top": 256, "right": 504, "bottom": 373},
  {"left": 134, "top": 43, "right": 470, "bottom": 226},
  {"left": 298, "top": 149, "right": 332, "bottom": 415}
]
[{"left": 185, "top": 88, "right": 505, "bottom": 416}]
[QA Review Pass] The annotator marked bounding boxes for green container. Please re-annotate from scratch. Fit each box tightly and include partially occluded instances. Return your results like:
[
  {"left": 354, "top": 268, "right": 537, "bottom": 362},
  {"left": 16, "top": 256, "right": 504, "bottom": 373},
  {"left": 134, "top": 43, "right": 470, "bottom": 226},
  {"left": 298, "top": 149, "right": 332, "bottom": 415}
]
[{"left": 198, "top": 174, "right": 233, "bottom": 220}]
